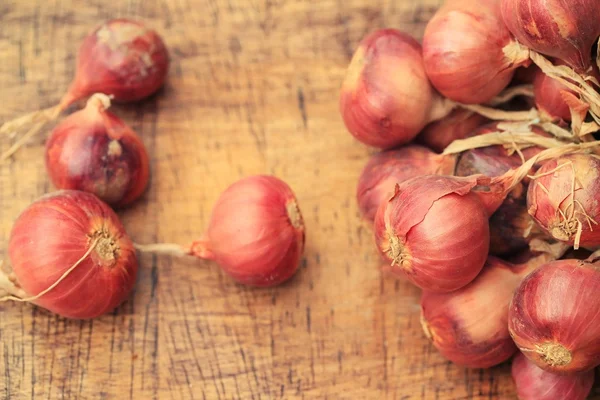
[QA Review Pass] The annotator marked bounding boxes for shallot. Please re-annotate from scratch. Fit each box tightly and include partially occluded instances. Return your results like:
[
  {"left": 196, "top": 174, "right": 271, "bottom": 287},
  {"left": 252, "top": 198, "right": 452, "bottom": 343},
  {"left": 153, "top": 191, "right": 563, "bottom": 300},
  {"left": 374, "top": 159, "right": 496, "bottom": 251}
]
[
  {"left": 423, "top": 0, "right": 530, "bottom": 104},
  {"left": 509, "top": 257, "right": 600, "bottom": 373},
  {"left": 1, "top": 190, "right": 138, "bottom": 319},
  {"left": 501, "top": 0, "right": 600, "bottom": 72},
  {"left": 135, "top": 176, "right": 305, "bottom": 287},
  {"left": 1, "top": 18, "right": 169, "bottom": 161},
  {"left": 421, "top": 252, "right": 561, "bottom": 368},
  {"left": 512, "top": 352, "right": 594, "bottom": 400},
  {"left": 45, "top": 94, "right": 150, "bottom": 208}
]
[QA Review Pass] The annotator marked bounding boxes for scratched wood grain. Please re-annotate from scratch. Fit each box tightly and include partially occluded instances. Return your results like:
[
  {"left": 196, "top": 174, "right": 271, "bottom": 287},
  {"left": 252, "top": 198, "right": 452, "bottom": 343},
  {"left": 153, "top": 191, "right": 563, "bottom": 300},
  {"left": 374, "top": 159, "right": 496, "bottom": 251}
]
[{"left": 0, "top": 0, "right": 598, "bottom": 399}]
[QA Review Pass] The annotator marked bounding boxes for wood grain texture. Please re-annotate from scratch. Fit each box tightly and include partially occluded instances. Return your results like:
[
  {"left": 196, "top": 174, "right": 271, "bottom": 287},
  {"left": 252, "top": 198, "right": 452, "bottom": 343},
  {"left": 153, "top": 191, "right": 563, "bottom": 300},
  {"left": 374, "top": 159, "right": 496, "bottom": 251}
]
[{"left": 1, "top": 0, "right": 598, "bottom": 399}]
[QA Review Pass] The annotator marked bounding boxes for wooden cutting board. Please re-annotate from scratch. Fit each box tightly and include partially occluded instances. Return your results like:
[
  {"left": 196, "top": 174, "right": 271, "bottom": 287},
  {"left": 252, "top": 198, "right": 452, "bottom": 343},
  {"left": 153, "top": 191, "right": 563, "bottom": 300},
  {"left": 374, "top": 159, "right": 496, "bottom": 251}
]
[{"left": 1, "top": 0, "right": 596, "bottom": 398}]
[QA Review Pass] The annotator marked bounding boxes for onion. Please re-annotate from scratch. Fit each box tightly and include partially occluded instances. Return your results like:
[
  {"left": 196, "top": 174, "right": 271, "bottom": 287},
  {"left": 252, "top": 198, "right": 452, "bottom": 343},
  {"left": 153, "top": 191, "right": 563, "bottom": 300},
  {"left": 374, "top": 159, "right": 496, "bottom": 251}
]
[
  {"left": 2, "top": 190, "right": 138, "bottom": 319},
  {"left": 356, "top": 145, "right": 456, "bottom": 222},
  {"left": 374, "top": 175, "right": 491, "bottom": 292},
  {"left": 423, "top": 0, "right": 530, "bottom": 104},
  {"left": 501, "top": 0, "right": 600, "bottom": 72},
  {"left": 512, "top": 352, "right": 594, "bottom": 400},
  {"left": 340, "top": 29, "right": 451, "bottom": 149},
  {"left": 509, "top": 257, "right": 600, "bottom": 373},
  {"left": 135, "top": 176, "right": 305, "bottom": 287},
  {"left": 533, "top": 64, "right": 574, "bottom": 122},
  {"left": 45, "top": 94, "right": 150, "bottom": 208},
  {"left": 421, "top": 254, "right": 557, "bottom": 368},
  {"left": 527, "top": 154, "right": 600, "bottom": 249},
  {"left": 1, "top": 19, "right": 169, "bottom": 161},
  {"left": 418, "top": 109, "right": 488, "bottom": 153}
]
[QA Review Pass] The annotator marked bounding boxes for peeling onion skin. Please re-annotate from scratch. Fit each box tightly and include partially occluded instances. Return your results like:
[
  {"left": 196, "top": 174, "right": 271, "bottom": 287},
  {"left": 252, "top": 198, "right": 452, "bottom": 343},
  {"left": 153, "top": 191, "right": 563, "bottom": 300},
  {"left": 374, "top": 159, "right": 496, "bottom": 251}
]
[
  {"left": 423, "top": 0, "right": 530, "bottom": 104},
  {"left": 509, "top": 259, "right": 600, "bottom": 373},
  {"left": 421, "top": 257, "right": 535, "bottom": 368},
  {"left": 418, "top": 109, "right": 489, "bottom": 153},
  {"left": 45, "top": 96, "right": 150, "bottom": 208},
  {"left": 512, "top": 352, "right": 594, "bottom": 400},
  {"left": 64, "top": 19, "right": 169, "bottom": 107},
  {"left": 374, "top": 175, "right": 489, "bottom": 292},
  {"left": 527, "top": 154, "right": 600, "bottom": 247},
  {"left": 8, "top": 191, "right": 138, "bottom": 319},
  {"left": 501, "top": 0, "right": 600, "bottom": 72},
  {"left": 339, "top": 29, "right": 439, "bottom": 149},
  {"left": 197, "top": 176, "right": 305, "bottom": 287},
  {"left": 356, "top": 145, "right": 456, "bottom": 222}
]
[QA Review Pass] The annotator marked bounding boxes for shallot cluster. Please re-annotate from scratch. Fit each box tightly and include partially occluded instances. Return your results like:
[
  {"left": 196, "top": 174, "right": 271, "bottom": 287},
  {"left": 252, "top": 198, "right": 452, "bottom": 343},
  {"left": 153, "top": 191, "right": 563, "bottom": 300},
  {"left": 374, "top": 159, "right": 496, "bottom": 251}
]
[{"left": 340, "top": 0, "right": 600, "bottom": 390}]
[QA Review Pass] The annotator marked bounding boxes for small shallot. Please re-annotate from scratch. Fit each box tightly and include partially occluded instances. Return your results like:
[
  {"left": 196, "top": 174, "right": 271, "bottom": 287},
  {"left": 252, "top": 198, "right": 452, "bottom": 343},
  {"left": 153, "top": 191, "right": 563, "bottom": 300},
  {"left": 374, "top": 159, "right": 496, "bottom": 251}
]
[
  {"left": 135, "top": 176, "right": 305, "bottom": 287},
  {"left": 509, "top": 257, "right": 600, "bottom": 373},
  {"left": 512, "top": 352, "right": 594, "bottom": 400},
  {"left": 45, "top": 94, "right": 150, "bottom": 208},
  {"left": 501, "top": 0, "right": 600, "bottom": 72},
  {"left": 1, "top": 191, "right": 138, "bottom": 319},
  {"left": 340, "top": 29, "right": 451, "bottom": 149},
  {"left": 421, "top": 253, "right": 560, "bottom": 368},
  {"left": 423, "top": 0, "right": 530, "bottom": 104}
]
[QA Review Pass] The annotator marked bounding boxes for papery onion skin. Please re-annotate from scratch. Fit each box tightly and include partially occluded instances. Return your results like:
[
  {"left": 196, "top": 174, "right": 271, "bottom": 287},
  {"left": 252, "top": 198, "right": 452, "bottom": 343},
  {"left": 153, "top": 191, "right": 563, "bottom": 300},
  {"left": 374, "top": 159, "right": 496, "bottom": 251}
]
[
  {"left": 356, "top": 145, "right": 456, "bottom": 222},
  {"left": 421, "top": 257, "right": 524, "bottom": 368},
  {"left": 8, "top": 190, "right": 138, "bottom": 319},
  {"left": 423, "top": 0, "right": 530, "bottom": 104},
  {"left": 512, "top": 352, "right": 594, "bottom": 400},
  {"left": 527, "top": 154, "right": 600, "bottom": 247},
  {"left": 45, "top": 96, "right": 150, "bottom": 208},
  {"left": 195, "top": 176, "right": 305, "bottom": 287},
  {"left": 62, "top": 18, "right": 169, "bottom": 108},
  {"left": 340, "top": 29, "right": 439, "bottom": 149},
  {"left": 533, "top": 65, "right": 573, "bottom": 122},
  {"left": 501, "top": 0, "right": 600, "bottom": 72},
  {"left": 418, "top": 109, "right": 488, "bottom": 153},
  {"left": 509, "top": 258, "right": 600, "bottom": 373},
  {"left": 374, "top": 175, "right": 489, "bottom": 292}
]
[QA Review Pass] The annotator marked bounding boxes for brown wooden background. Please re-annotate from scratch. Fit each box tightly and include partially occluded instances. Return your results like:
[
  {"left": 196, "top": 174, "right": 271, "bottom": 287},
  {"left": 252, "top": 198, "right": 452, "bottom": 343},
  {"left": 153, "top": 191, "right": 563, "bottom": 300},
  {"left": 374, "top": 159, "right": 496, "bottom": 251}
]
[{"left": 1, "top": 0, "right": 598, "bottom": 399}]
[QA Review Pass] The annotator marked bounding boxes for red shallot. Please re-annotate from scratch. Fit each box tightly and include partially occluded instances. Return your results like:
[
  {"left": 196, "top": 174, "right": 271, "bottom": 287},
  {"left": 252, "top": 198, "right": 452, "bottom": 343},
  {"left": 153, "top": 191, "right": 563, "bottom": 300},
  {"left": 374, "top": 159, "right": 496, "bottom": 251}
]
[
  {"left": 512, "top": 352, "right": 594, "bottom": 400},
  {"left": 135, "top": 176, "right": 305, "bottom": 287},
  {"left": 1, "top": 190, "right": 138, "bottom": 319},
  {"left": 421, "top": 252, "right": 561, "bottom": 368},
  {"left": 356, "top": 145, "right": 456, "bottom": 222},
  {"left": 527, "top": 153, "right": 600, "bottom": 249},
  {"left": 1, "top": 18, "right": 169, "bottom": 161},
  {"left": 501, "top": 0, "right": 600, "bottom": 72},
  {"left": 509, "top": 257, "right": 600, "bottom": 373},
  {"left": 533, "top": 64, "right": 574, "bottom": 122},
  {"left": 45, "top": 94, "right": 150, "bottom": 208},
  {"left": 423, "top": 0, "right": 531, "bottom": 104},
  {"left": 418, "top": 109, "right": 488, "bottom": 153},
  {"left": 340, "top": 29, "right": 451, "bottom": 149}
]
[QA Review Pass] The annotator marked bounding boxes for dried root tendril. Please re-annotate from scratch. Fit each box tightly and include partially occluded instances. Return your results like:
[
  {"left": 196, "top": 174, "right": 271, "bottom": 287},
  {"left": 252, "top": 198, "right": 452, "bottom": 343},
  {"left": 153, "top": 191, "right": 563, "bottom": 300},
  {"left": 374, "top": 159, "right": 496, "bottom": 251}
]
[
  {"left": 529, "top": 161, "right": 598, "bottom": 249},
  {"left": 0, "top": 237, "right": 100, "bottom": 303}
]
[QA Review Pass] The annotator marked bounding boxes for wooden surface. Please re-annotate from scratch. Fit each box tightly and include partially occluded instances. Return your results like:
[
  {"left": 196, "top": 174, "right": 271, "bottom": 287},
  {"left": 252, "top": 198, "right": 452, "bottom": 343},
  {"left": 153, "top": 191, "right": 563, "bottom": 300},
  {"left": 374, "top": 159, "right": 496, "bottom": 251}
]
[{"left": 0, "top": 1, "right": 597, "bottom": 399}]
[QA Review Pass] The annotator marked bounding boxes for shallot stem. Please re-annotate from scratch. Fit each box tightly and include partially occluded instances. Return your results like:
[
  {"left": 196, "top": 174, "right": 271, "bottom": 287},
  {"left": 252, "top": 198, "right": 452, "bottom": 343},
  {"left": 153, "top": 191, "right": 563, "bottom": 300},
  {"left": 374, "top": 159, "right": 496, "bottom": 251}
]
[
  {"left": 0, "top": 104, "right": 61, "bottom": 136},
  {"left": 133, "top": 243, "right": 190, "bottom": 257},
  {"left": 459, "top": 104, "right": 539, "bottom": 121},
  {"left": 0, "top": 237, "right": 100, "bottom": 303},
  {"left": 487, "top": 85, "right": 535, "bottom": 106},
  {"left": 443, "top": 131, "right": 567, "bottom": 155},
  {"left": 134, "top": 239, "right": 214, "bottom": 260}
]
